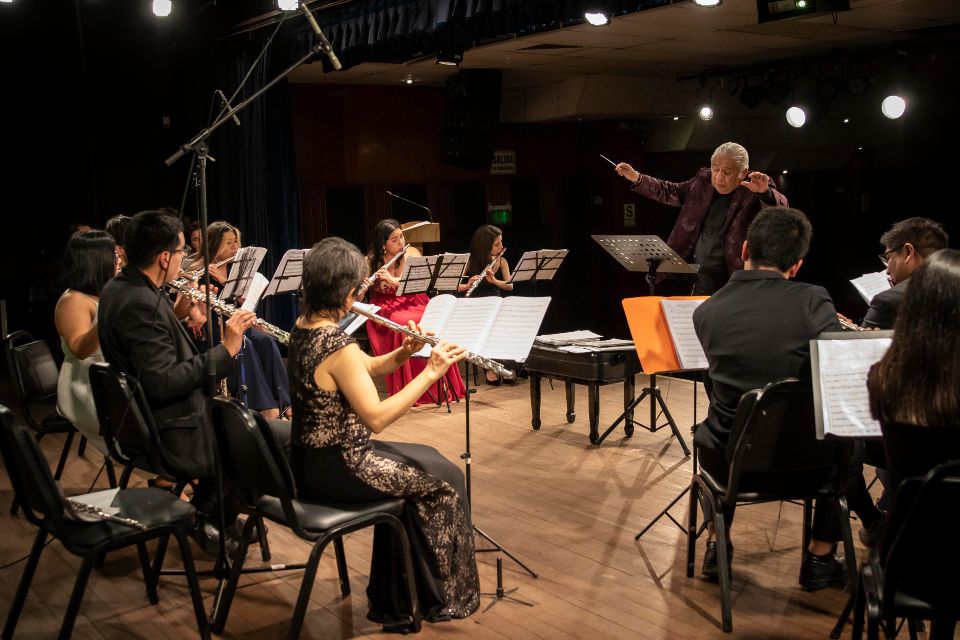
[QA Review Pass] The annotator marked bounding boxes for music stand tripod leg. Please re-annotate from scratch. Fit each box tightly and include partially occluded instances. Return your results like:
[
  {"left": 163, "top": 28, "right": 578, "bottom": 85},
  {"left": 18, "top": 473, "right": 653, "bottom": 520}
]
[
  {"left": 595, "top": 390, "right": 649, "bottom": 445},
  {"left": 462, "top": 383, "right": 538, "bottom": 579},
  {"left": 652, "top": 385, "right": 690, "bottom": 456},
  {"left": 480, "top": 557, "right": 535, "bottom": 611}
]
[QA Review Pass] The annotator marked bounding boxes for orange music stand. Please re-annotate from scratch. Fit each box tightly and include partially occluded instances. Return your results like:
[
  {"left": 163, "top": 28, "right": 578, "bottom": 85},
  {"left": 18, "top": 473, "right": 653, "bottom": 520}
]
[{"left": 593, "top": 295, "right": 708, "bottom": 453}]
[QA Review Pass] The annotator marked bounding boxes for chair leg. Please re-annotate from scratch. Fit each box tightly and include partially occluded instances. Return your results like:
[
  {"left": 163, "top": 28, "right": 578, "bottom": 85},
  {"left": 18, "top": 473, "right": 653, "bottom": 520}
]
[
  {"left": 53, "top": 430, "right": 76, "bottom": 480},
  {"left": 851, "top": 573, "right": 866, "bottom": 640},
  {"left": 906, "top": 618, "right": 920, "bottom": 640},
  {"left": 837, "top": 496, "right": 858, "bottom": 590},
  {"left": 105, "top": 459, "right": 118, "bottom": 489},
  {"left": 150, "top": 535, "right": 171, "bottom": 594},
  {"left": 59, "top": 555, "right": 95, "bottom": 640},
  {"left": 119, "top": 465, "right": 134, "bottom": 489},
  {"left": 333, "top": 538, "right": 350, "bottom": 596},
  {"left": 289, "top": 538, "right": 332, "bottom": 640},
  {"left": 173, "top": 531, "right": 211, "bottom": 640},
  {"left": 78, "top": 435, "right": 87, "bottom": 458},
  {"left": 686, "top": 479, "right": 699, "bottom": 578},
  {"left": 211, "top": 517, "right": 256, "bottom": 635},
  {"left": 386, "top": 517, "right": 421, "bottom": 633},
  {"left": 136, "top": 541, "right": 159, "bottom": 605},
  {"left": 254, "top": 516, "right": 271, "bottom": 562},
  {"left": 714, "top": 508, "right": 734, "bottom": 633},
  {"left": 801, "top": 498, "right": 813, "bottom": 564},
  {"left": 2, "top": 529, "right": 47, "bottom": 639}
]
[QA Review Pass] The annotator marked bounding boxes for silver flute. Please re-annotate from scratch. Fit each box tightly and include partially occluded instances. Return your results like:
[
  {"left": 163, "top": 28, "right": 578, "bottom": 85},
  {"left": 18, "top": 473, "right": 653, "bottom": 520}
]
[
  {"left": 357, "top": 244, "right": 409, "bottom": 298},
  {"left": 65, "top": 499, "right": 148, "bottom": 530},
  {"left": 166, "top": 278, "right": 291, "bottom": 344},
  {"left": 178, "top": 255, "right": 236, "bottom": 283},
  {"left": 464, "top": 249, "right": 506, "bottom": 297},
  {"left": 839, "top": 316, "right": 867, "bottom": 331},
  {"left": 349, "top": 303, "right": 516, "bottom": 379}
]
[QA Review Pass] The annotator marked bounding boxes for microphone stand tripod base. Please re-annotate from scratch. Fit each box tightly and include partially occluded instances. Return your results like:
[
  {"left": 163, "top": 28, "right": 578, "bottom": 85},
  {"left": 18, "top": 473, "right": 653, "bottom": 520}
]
[{"left": 480, "top": 557, "right": 534, "bottom": 612}]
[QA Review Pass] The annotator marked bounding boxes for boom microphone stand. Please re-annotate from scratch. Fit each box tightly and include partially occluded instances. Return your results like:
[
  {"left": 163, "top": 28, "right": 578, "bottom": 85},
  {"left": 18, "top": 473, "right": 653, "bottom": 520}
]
[{"left": 163, "top": 2, "right": 341, "bottom": 623}]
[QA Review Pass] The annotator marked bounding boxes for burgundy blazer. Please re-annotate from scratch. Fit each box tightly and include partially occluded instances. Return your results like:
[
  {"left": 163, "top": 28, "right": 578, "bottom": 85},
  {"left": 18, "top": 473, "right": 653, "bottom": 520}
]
[{"left": 631, "top": 168, "right": 788, "bottom": 273}]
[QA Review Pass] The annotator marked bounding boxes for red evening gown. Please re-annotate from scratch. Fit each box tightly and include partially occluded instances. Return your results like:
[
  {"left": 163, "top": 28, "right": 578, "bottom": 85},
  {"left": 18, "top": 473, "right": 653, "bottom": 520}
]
[{"left": 366, "top": 281, "right": 467, "bottom": 405}]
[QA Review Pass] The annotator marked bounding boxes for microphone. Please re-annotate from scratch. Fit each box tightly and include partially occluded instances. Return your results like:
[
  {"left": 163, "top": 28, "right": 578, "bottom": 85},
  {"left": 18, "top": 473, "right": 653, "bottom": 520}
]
[
  {"left": 298, "top": 1, "right": 342, "bottom": 71},
  {"left": 386, "top": 190, "right": 433, "bottom": 223},
  {"left": 215, "top": 89, "right": 241, "bottom": 126}
]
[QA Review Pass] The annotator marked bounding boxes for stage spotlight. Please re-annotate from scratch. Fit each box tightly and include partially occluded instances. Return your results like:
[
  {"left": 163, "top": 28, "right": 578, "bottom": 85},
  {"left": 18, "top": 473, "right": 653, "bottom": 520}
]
[
  {"left": 699, "top": 105, "right": 714, "bottom": 121},
  {"left": 786, "top": 106, "right": 806, "bottom": 128},
  {"left": 881, "top": 95, "right": 906, "bottom": 119},
  {"left": 153, "top": 0, "right": 172, "bottom": 16},
  {"left": 277, "top": 0, "right": 298, "bottom": 10},
  {"left": 584, "top": 12, "right": 610, "bottom": 25},
  {"left": 692, "top": 0, "right": 722, "bottom": 6}
]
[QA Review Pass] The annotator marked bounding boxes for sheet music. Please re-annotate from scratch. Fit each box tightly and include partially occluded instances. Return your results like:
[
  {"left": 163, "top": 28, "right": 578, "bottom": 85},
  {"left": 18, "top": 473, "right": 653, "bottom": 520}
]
[
  {"left": 220, "top": 247, "right": 267, "bottom": 300},
  {"left": 536, "top": 330, "right": 602, "bottom": 345},
  {"left": 483, "top": 297, "right": 551, "bottom": 360},
  {"left": 396, "top": 254, "right": 468, "bottom": 296},
  {"left": 660, "top": 299, "right": 707, "bottom": 370},
  {"left": 511, "top": 249, "right": 568, "bottom": 282},
  {"left": 263, "top": 249, "right": 307, "bottom": 297},
  {"left": 812, "top": 337, "right": 891, "bottom": 438},
  {"left": 240, "top": 273, "right": 269, "bottom": 312},
  {"left": 415, "top": 294, "right": 551, "bottom": 361},
  {"left": 850, "top": 271, "right": 891, "bottom": 303}
]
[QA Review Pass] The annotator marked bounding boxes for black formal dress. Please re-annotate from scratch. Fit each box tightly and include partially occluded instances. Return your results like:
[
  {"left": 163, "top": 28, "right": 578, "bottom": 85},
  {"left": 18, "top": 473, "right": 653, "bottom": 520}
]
[{"left": 287, "top": 324, "right": 480, "bottom": 627}]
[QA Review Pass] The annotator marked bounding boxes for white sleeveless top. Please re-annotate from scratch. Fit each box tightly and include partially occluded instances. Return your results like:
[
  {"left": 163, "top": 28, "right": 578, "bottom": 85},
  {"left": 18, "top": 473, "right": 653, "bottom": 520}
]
[{"left": 57, "top": 291, "right": 107, "bottom": 454}]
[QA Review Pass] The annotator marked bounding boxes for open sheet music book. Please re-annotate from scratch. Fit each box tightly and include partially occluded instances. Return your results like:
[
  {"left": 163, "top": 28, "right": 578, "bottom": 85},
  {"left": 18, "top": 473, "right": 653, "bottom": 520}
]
[
  {"left": 660, "top": 299, "right": 708, "bottom": 370},
  {"left": 850, "top": 271, "right": 891, "bottom": 304},
  {"left": 810, "top": 331, "right": 892, "bottom": 439},
  {"left": 240, "top": 273, "right": 270, "bottom": 312},
  {"left": 415, "top": 294, "right": 551, "bottom": 362}
]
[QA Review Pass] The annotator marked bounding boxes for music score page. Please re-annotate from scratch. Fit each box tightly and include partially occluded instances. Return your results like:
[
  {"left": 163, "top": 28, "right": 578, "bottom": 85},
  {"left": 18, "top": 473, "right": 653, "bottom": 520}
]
[
  {"left": 811, "top": 335, "right": 891, "bottom": 438},
  {"left": 416, "top": 294, "right": 550, "bottom": 361},
  {"left": 660, "top": 299, "right": 707, "bottom": 370}
]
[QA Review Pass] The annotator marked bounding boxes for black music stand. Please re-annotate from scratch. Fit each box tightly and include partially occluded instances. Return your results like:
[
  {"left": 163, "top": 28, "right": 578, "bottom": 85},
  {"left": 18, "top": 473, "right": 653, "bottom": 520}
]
[
  {"left": 591, "top": 235, "right": 698, "bottom": 296},
  {"left": 219, "top": 247, "right": 267, "bottom": 301},
  {"left": 395, "top": 253, "right": 467, "bottom": 297},
  {"left": 262, "top": 249, "right": 306, "bottom": 298},
  {"left": 509, "top": 249, "right": 568, "bottom": 296}
]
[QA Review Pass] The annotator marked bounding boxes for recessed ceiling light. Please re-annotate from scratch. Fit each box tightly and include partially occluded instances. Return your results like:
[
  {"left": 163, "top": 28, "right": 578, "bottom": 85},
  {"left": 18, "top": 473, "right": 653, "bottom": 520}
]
[
  {"left": 404, "top": 77, "right": 414, "bottom": 85},
  {"left": 584, "top": 12, "right": 609, "bottom": 26},
  {"left": 692, "top": 0, "right": 722, "bottom": 6},
  {"left": 673, "top": 115, "right": 679, "bottom": 121}
]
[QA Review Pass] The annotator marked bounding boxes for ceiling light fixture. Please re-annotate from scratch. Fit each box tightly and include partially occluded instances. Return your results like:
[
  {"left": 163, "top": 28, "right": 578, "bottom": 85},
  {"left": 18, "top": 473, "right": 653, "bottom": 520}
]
[
  {"left": 698, "top": 105, "right": 714, "bottom": 121},
  {"left": 692, "top": 0, "right": 722, "bottom": 6},
  {"left": 786, "top": 106, "right": 806, "bottom": 128},
  {"left": 277, "top": 0, "right": 298, "bottom": 10},
  {"left": 152, "top": 0, "right": 172, "bottom": 16},
  {"left": 881, "top": 95, "right": 906, "bottom": 119}
]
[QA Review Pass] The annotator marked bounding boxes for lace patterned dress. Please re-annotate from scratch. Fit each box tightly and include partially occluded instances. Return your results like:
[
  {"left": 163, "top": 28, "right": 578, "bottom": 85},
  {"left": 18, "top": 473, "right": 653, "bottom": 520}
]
[{"left": 288, "top": 324, "right": 480, "bottom": 626}]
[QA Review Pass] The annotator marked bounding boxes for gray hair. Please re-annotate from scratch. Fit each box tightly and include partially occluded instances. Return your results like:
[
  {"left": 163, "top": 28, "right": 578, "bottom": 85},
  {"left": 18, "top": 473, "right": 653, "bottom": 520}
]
[
  {"left": 302, "top": 237, "right": 369, "bottom": 318},
  {"left": 711, "top": 142, "right": 749, "bottom": 174}
]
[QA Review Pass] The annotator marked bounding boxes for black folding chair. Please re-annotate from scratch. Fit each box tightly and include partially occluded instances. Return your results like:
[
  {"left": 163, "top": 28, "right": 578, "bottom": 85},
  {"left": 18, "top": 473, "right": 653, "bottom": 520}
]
[
  {"left": 210, "top": 397, "right": 422, "bottom": 638},
  {"left": 687, "top": 378, "right": 857, "bottom": 632},
  {"left": 0, "top": 404, "right": 209, "bottom": 640},
  {"left": 4, "top": 331, "right": 106, "bottom": 514},
  {"left": 851, "top": 459, "right": 960, "bottom": 640}
]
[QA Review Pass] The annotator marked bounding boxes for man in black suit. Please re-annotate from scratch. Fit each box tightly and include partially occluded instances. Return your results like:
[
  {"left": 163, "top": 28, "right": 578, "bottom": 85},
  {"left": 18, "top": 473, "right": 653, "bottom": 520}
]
[
  {"left": 98, "top": 210, "right": 258, "bottom": 549},
  {"left": 693, "top": 207, "right": 861, "bottom": 590},
  {"left": 862, "top": 217, "right": 949, "bottom": 329}
]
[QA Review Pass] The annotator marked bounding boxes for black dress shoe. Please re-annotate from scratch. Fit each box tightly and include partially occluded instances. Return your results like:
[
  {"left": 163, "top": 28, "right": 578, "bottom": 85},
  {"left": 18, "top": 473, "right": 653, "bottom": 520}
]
[
  {"left": 191, "top": 519, "right": 242, "bottom": 557},
  {"left": 799, "top": 552, "right": 847, "bottom": 591},
  {"left": 702, "top": 540, "right": 734, "bottom": 581},
  {"left": 485, "top": 376, "right": 501, "bottom": 386}
]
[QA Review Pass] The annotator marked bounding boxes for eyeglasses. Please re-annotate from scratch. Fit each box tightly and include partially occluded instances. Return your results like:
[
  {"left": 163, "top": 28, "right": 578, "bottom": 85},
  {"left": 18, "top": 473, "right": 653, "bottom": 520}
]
[
  {"left": 170, "top": 246, "right": 190, "bottom": 257},
  {"left": 879, "top": 246, "right": 903, "bottom": 267}
]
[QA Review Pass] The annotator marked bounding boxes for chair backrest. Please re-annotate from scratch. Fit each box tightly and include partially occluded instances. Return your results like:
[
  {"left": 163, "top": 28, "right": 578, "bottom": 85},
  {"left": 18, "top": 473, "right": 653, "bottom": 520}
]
[
  {"left": 725, "top": 378, "right": 848, "bottom": 496},
  {"left": 880, "top": 459, "right": 960, "bottom": 615},
  {"left": 211, "top": 398, "right": 301, "bottom": 527},
  {"left": 4, "top": 331, "right": 59, "bottom": 428},
  {"left": 0, "top": 404, "right": 70, "bottom": 533},
  {"left": 88, "top": 362, "right": 174, "bottom": 479}
]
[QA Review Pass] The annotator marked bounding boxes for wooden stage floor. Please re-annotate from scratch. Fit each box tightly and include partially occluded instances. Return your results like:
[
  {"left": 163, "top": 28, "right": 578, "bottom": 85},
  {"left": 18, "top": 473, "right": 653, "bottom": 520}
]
[{"left": 0, "top": 373, "right": 888, "bottom": 639}]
